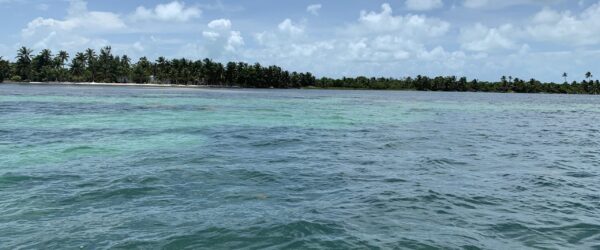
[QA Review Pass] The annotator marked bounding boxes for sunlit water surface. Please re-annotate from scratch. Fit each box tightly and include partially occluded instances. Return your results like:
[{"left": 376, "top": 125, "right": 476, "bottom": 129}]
[{"left": 1, "top": 84, "right": 599, "bottom": 249}]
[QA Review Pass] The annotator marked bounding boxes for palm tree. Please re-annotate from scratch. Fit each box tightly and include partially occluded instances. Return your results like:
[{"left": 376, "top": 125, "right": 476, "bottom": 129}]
[
  {"left": 85, "top": 48, "right": 97, "bottom": 82},
  {"left": 54, "top": 51, "right": 69, "bottom": 82},
  {"left": 119, "top": 55, "right": 131, "bottom": 83},
  {"left": 35, "top": 49, "right": 54, "bottom": 81},
  {"left": 585, "top": 71, "right": 593, "bottom": 80},
  {"left": 57, "top": 51, "right": 69, "bottom": 69},
  {"left": 98, "top": 46, "right": 113, "bottom": 82},
  {"left": 562, "top": 72, "right": 568, "bottom": 83},
  {"left": 156, "top": 56, "right": 168, "bottom": 83},
  {"left": 16, "top": 47, "right": 33, "bottom": 62},
  {"left": 70, "top": 52, "right": 87, "bottom": 81},
  {"left": 16, "top": 46, "right": 33, "bottom": 80},
  {"left": 0, "top": 56, "right": 9, "bottom": 83}
]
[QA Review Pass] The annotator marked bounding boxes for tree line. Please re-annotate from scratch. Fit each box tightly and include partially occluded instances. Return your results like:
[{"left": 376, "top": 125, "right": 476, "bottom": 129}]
[
  {"left": 1, "top": 46, "right": 316, "bottom": 88},
  {"left": 0, "top": 46, "right": 598, "bottom": 94},
  {"left": 316, "top": 74, "right": 600, "bottom": 94}
]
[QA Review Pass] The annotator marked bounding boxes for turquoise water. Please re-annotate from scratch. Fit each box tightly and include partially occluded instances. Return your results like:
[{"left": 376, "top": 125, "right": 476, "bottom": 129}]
[{"left": 1, "top": 84, "right": 599, "bottom": 249}]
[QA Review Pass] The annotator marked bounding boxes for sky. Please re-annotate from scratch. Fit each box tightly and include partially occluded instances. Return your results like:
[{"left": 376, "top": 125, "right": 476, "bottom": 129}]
[{"left": 0, "top": 0, "right": 599, "bottom": 82}]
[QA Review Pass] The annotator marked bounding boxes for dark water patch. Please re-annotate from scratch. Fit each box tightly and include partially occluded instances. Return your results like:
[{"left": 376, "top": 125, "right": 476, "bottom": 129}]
[
  {"left": 62, "top": 145, "right": 116, "bottom": 155},
  {"left": 0, "top": 173, "right": 49, "bottom": 184},
  {"left": 529, "top": 175, "right": 566, "bottom": 188},
  {"left": 419, "top": 157, "right": 469, "bottom": 168},
  {"left": 0, "top": 172, "right": 82, "bottom": 188},
  {"left": 227, "top": 169, "right": 281, "bottom": 184},
  {"left": 490, "top": 222, "right": 600, "bottom": 248},
  {"left": 58, "top": 186, "right": 161, "bottom": 206},
  {"left": 249, "top": 138, "right": 303, "bottom": 148},
  {"left": 565, "top": 171, "right": 596, "bottom": 178},
  {"left": 383, "top": 178, "right": 407, "bottom": 183},
  {"left": 111, "top": 175, "right": 162, "bottom": 185},
  {"left": 445, "top": 194, "right": 504, "bottom": 207}
]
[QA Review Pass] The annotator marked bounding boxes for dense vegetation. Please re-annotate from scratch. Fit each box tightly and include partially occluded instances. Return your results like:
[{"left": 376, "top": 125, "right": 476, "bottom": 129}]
[
  {"left": 317, "top": 75, "right": 600, "bottom": 94},
  {"left": 1, "top": 46, "right": 599, "bottom": 94},
  {"left": 2, "top": 46, "right": 315, "bottom": 88}
]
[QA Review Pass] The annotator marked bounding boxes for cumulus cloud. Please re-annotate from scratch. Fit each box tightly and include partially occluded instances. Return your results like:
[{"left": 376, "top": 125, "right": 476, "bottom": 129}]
[
  {"left": 405, "top": 0, "right": 443, "bottom": 11},
  {"left": 132, "top": 1, "right": 201, "bottom": 22},
  {"left": 21, "top": 0, "right": 125, "bottom": 50},
  {"left": 460, "top": 23, "right": 518, "bottom": 51},
  {"left": 307, "top": 4, "right": 322, "bottom": 15},
  {"left": 202, "top": 18, "right": 244, "bottom": 56},
  {"left": 526, "top": 3, "right": 600, "bottom": 45},
  {"left": 351, "top": 3, "right": 450, "bottom": 38},
  {"left": 207, "top": 19, "right": 232, "bottom": 30},
  {"left": 278, "top": 19, "right": 304, "bottom": 36}
]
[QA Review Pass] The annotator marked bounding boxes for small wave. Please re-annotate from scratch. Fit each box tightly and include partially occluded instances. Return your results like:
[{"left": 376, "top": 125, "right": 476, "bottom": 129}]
[
  {"left": 0, "top": 173, "right": 48, "bottom": 184},
  {"left": 228, "top": 169, "right": 280, "bottom": 183},
  {"left": 250, "top": 138, "right": 303, "bottom": 147},
  {"left": 565, "top": 171, "right": 596, "bottom": 178},
  {"left": 111, "top": 176, "right": 161, "bottom": 185},
  {"left": 420, "top": 157, "right": 469, "bottom": 168},
  {"left": 383, "top": 178, "right": 407, "bottom": 183},
  {"left": 491, "top": 222, "right": 600, "bottom": 247},
  {"left": 0, "top": 173, "right": 81, "bottom": 187},
  {"left": 60, "top": 186, "right": 160, "bottom": 204},
  {"left": 62, "top": 145, "right": 115, "bottom": 155},
  {"left": 530, "top": 175, "right": 565, "bottom": 188}
]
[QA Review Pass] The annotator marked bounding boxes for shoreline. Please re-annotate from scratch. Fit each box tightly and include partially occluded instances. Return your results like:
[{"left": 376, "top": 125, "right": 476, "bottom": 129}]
[
  {"left": 0, "top": 81, "right": 587, "bottom": 95},
  {"left": 1, "top": 81, "right": 230, "bottom": 89}
]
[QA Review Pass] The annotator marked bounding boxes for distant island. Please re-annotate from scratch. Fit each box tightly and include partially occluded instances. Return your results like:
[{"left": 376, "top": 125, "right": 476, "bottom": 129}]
[{"left": 1, "top": 46, "right": 598, "bottom": 94}]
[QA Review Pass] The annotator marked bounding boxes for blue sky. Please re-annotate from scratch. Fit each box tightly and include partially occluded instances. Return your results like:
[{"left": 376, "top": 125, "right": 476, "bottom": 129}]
[{"left": 0, "top": 0, "right": 599, "bottom": 81}]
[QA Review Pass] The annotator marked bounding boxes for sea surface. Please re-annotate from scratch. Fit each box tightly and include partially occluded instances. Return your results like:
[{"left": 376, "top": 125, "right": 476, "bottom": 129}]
[{"left": 1, "top": 83, "right": 599, "bottom": 249}]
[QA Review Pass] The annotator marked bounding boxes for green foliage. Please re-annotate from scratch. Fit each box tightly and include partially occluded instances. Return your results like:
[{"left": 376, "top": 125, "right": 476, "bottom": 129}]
[
  {"left": 0, "top": 57, "right": 10, "bottom": 83},
  {"left": 132, "top": 57, "right": 152, "bottom": 83},
  {"left": 10, "top": 75, "right": 22, "bottom": 82},
  {"left": 15, "top": 46, "right": 33, "bottom": 81},
  {"left": 316, "top": 75, "right": 600, "bottom": 94}
]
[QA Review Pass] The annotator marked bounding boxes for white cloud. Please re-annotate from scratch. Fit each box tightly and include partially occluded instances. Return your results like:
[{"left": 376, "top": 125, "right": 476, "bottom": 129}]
[
  {"left": 460, "top": 23, "right": 517, "bottom": 51},
  {"left": 132, "top": 1, "right": 201, "bottom": 22},
  {"left": 405, "top": 0, "right": 443, "bottom": 11},
  {"left": 226, "top": 31, "right": 244, "bottom": 52},
  {"left": 207, "top": 19, "right": 232, "bottom": 30},
  {"left": 532, "top": 7, "right": 562, "bottom": 23},
  {"left": 21, "top": 0, "right": 125, "bottom": 50},
  {"left": 278, "top": 19, "right": 304, "bottom": 36},
  {"left": 202, "top": 19, "right": 244, "bottom": 56},
  {"left": 343, "top": 36, "right": 418, "bottom": 62},
  {"left": 307, "top": 4, "right": 322, "bottom": 15},
  {"left": 352, "top": 3, "right": 450, "bottom": 38},
  {"left": 202, "top": 31, "right": 220, "bottom": 40},
  {"left": 526, "top": 3, "right": 600, "bottom": 45},
  {"left": 133, "top": 41, "right": 144, "bottom": 52}
]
